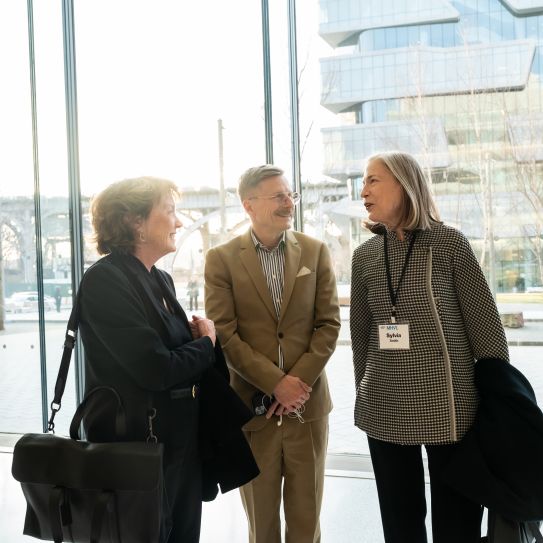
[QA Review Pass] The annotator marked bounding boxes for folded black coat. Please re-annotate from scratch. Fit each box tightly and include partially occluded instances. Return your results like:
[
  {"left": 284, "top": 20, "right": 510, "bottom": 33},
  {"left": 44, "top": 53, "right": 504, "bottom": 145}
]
[
  {"left": 199, "top": 341, "right": 260, "bottom": 501},
  {"left": 442, "top": 358, "right": 543, "bottom": 522}
]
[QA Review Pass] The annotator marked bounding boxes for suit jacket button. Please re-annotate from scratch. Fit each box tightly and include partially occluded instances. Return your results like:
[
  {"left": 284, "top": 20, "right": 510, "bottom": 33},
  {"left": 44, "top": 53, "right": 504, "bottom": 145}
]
[{"left": 278, "top": 332, "right": 284, "bottom": 339}]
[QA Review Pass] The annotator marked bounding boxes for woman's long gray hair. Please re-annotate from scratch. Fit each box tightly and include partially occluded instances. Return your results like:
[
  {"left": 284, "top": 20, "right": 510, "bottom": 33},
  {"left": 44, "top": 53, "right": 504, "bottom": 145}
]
[{"left": 365, "top": 151, "right": 441, "bottom": 231}]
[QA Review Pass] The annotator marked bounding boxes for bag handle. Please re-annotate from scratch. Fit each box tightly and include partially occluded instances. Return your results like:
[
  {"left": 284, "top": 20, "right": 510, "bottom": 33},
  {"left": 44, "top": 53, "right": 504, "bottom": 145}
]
[
  {"left": 69, "top": 384, "right": 158, "bottom": 443},
  {"left": 69, "top": 386, "right": 127, "bottom": 440}
]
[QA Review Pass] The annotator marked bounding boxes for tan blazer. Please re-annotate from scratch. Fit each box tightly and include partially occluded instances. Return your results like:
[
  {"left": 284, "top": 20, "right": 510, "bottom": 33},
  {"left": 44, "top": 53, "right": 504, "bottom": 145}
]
[{"left": 204, "top": 229, "right": 341, "bottom": 431}]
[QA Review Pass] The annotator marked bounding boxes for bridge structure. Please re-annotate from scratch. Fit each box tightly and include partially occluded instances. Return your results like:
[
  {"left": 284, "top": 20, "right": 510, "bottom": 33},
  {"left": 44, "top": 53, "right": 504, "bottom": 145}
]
[{"left": 0, "top": 181, "right": 354, "bottom": 285}]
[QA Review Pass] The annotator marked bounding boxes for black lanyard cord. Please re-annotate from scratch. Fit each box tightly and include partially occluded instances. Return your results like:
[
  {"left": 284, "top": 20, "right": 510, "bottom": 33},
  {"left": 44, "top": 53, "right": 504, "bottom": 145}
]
[{"left": 383, "top": 231, "right": 417, "bottom": 322}]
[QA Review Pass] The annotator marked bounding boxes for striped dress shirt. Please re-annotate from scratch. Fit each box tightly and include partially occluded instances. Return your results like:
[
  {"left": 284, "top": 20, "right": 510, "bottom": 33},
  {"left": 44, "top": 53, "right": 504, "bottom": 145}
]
[
  {"left": 251, "top": 230, "right": 286, "bottom": 319},
  {"left": 251, "top": 230, "right": 286, "bottom": 374}
]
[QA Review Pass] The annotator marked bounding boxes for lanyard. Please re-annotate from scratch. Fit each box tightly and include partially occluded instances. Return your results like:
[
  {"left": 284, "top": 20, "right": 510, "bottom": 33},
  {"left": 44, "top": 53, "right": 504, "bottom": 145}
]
[{"left": 383, "top": 231, "right": 416, "bottom": 323}]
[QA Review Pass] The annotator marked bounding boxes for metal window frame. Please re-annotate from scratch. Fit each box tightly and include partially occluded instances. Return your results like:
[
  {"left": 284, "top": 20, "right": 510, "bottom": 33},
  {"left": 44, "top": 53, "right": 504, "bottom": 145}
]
[
  {"left": 26, "top": 0, "right": 86, "bottom": 431},
  {"left": 26, "top": 0, "right": 49, "bottom": 432},
  {"left": 261, "top": 0, "right": 303, "bottom": 230},
  {"left": 61, "top": 0, "right": 85, "bottom": 407}
]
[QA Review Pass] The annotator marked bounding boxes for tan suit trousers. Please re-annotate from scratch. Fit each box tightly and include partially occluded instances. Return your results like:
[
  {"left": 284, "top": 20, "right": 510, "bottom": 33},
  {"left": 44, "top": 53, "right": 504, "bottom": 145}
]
[{"left": 240, "top": 415, "right": 328, "bottom": 543}]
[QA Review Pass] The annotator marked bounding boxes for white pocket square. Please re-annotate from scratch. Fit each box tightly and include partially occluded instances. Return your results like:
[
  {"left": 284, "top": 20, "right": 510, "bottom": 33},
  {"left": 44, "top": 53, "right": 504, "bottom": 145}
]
[{"left": 296, "top": 266, "right": 312, "bottom": 278}]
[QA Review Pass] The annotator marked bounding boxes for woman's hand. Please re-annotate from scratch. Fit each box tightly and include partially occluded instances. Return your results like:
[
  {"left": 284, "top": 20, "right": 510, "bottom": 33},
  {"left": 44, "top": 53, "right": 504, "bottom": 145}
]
[
  {"left": 191, "top": 315, "right": 216, "bottom": 346},
  {"left": 189, "top": 316, "right": 201, "bottom": 339}
]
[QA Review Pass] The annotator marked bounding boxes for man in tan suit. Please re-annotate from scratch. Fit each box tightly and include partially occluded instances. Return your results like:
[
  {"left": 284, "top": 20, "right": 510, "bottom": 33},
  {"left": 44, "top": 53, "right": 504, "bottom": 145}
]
[{"left": 204, "top": 165, "right": 340, "bottom": 543}]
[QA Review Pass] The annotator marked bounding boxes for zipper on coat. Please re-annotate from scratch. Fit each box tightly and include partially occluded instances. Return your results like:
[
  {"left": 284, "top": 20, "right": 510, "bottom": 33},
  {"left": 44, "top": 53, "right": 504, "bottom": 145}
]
[{"left": 425, "top": 247, "right": 457, "bottom": 441}]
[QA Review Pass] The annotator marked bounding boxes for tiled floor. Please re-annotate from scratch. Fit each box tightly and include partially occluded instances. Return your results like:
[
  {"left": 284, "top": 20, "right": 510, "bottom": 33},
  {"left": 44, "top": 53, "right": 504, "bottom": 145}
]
[
  {"left": 1, "top": 447, "right": 426, "bottom": 542},
  {"left": 197, "top": 468, "right": 390, "bottom": 542}
]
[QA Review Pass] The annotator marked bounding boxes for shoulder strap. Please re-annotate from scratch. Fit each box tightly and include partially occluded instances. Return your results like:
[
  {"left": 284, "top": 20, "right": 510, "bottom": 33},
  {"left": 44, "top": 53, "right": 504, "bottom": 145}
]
[
  {"left": 46, "top": 258, "right": 157, "bottom": 436},
  {"left": 47, "top": 286, "right": 82, "bottom": 432}
]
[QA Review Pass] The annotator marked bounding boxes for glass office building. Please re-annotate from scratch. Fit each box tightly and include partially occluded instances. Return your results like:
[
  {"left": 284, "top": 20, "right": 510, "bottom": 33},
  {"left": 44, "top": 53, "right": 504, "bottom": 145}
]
[{"left": 320, "top": 0, "right": 543, "bottom": 293}]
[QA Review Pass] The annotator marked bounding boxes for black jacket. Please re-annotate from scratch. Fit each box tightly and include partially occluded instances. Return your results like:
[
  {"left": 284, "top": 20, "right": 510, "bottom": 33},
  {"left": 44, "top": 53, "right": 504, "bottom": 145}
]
[
  {"left": 442, "top": 358, "right": 543, "bottom": 521},
  {"left": 198, "top": 354, "right": 260, "bottom": 501},
  {"left": 79, "top": 252, "right": 258, "bottom": 500}
]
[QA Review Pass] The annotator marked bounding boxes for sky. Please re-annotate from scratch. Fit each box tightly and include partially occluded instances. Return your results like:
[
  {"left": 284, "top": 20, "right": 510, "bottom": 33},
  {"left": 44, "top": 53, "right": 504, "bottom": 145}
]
[{"left": 1, "top": 0, "right": 337, "bottom": 199}]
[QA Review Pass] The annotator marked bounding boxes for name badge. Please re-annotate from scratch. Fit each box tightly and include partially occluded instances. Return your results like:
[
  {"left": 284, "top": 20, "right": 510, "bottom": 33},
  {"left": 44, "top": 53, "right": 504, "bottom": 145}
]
[{"left": 378, "top": 323, "right": 410, "bottom": 350}]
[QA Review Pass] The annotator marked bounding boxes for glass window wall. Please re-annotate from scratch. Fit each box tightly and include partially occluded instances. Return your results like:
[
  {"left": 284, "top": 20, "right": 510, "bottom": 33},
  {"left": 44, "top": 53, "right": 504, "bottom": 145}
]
[
  {"left": 2, "top": 1, "right": 80, "bottom": 436},
  {"left": 2, "top": 0, "right": 543, "bottom": 470}
]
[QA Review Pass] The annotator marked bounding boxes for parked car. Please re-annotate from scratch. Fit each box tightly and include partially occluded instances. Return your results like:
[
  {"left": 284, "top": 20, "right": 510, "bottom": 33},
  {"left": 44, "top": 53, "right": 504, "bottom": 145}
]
[{"left": 4, "top": 291, "right": 56, "bottom": 313}]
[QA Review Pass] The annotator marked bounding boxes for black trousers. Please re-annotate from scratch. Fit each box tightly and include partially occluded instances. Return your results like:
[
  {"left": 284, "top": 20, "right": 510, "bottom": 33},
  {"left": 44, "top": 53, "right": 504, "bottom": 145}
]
[
  {"left": 368, "top": 436, "right": 481, "bottom": 543},
  {"left": 160, "top": 400, "right": 202, "bottom": 543}
]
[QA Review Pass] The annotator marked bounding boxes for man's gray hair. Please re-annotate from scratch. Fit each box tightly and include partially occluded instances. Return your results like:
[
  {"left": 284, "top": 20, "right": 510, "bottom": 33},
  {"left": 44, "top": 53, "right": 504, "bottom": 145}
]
[{"left": 238, "top": 164, "right": 284, "bottom": 201}]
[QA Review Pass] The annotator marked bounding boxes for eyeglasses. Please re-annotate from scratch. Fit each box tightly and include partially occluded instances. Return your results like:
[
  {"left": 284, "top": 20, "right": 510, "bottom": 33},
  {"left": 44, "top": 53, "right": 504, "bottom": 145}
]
[{"left": 248, "top": 191, "right": 301, "bottom": 205}]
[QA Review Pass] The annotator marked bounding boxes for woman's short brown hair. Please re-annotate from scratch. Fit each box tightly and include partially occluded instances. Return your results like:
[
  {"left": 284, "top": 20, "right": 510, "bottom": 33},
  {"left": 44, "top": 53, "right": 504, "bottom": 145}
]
[{"left": 91, "top": 176, "right": 180, "bottom": 255}]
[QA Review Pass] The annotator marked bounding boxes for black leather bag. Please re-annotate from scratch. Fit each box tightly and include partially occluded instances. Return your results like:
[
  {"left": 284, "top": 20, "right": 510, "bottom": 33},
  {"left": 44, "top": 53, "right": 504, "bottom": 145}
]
[
  {"left": 11, "top": 291, "right": 165, "bottom": 543},
  {"left": 11, "top": 427, "right": 163, "bottom": 542}
]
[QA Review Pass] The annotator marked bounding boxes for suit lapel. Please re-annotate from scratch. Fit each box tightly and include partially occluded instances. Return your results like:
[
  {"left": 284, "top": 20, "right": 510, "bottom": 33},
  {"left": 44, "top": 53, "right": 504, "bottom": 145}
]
[
  {"left": 279, "top": 230, "right": 300, "bottom": 323},
  {"left": 239, "top": 230, "right": 278, "bottom": 321},
  {"left": 153, "top": 269, "right": 192, "bottom": 331}
]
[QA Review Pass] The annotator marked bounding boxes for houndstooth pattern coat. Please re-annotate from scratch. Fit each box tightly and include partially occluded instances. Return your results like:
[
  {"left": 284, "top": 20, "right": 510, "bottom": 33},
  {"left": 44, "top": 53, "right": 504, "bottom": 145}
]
[{"left": 350, "top": 223, "right": 509, "bottom": 445}]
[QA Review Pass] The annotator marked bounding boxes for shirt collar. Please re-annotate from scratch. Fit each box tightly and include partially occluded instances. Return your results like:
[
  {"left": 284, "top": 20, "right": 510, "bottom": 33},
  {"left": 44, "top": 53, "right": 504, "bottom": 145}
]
[{"left": 251, "top": 229, "right": 286, "bottom": 251}]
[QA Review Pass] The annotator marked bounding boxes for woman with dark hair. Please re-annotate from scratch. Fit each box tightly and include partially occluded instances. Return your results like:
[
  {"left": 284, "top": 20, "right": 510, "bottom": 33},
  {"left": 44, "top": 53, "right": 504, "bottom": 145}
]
[
  {"left": 350, "top": 152, "right": 509, "bottom": 543},
  {"left": 79, "top": 176, "right": 257, "bottom": 543}
]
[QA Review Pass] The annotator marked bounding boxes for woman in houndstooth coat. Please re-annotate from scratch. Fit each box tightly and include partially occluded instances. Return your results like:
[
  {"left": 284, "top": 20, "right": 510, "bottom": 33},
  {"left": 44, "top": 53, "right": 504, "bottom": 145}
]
[{"left": 350, "top": 151, "right": 509, "bottom": 543}]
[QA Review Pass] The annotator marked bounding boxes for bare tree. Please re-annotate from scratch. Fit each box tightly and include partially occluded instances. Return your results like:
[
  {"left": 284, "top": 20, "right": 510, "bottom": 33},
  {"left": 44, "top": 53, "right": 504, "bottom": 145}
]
[
  {"left": 0, "top": 230, "right": 4, "bottom": 331},
  {"left": 0, "top": 218, "right": 25, "bottom": 330},
  {"left": 508, "top": 155, "right": 543, "bottom": 285}
]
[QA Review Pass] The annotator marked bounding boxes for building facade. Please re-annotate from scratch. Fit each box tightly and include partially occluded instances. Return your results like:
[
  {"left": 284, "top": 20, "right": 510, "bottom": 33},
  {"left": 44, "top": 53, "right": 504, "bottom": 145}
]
[{"left": 319, "top": 0, "right": 543, "bottom": 293}]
